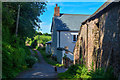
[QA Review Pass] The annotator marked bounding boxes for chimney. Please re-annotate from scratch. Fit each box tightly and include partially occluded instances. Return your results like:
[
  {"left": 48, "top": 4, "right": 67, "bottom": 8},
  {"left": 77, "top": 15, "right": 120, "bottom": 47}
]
[{"left": 54, "top": 4, "right": 60, "bottom": 17}]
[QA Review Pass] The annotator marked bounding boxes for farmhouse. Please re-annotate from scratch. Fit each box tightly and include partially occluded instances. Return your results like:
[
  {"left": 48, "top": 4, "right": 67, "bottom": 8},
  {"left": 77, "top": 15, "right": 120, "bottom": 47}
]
[
  {"left": 73, "top": 1, "right": 120, "bottom": 77},
  {"left": 50, "top": 4, "right": 90, "bottom": 64}
]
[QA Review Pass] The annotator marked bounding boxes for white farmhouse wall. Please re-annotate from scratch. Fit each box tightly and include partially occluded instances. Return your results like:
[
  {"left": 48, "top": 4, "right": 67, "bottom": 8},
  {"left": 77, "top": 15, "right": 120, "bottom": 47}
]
[{"left": 57, "top": 31, "right": 78, "bottom": 52}]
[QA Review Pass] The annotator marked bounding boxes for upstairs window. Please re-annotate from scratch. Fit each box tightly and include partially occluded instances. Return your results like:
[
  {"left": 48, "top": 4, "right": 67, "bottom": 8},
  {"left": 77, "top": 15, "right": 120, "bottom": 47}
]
[
  {"left": 72, "top": 35, "right": 78, "bottom": 42},
  {"left": 73, "top": 35, "right": 76, "bottom": 41}
]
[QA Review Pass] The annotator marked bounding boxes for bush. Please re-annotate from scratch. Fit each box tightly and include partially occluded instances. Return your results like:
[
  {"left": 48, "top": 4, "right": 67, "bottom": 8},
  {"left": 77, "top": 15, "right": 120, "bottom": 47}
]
[
  {"left": 31, "top": 40, "right": 37, "bottom": 48},
  {"left": 51, "top": 54, "right": 57, "bottom": 61},
  {"left": 89, "top": 67, "right": 115, "bottom": 79},
  {"left": 46, "top": 54, "right": 52, "bottom": 58},
  {"left": 27, "top": 35, "right": 51, "bottom": 49},
  {"left": 2, "top": 41, "right": 30, "bottom": 78},
  {"left": 25, "top": 37, "right": 33, "bottom": 46},
  {"left": 41, "top": 47, "right": 45, "bottom": 50},
  {"left": 38, "top": 49, "right": 63, "bottom": 66},
  {"left": 58, "top": 64, "right": 114, "bottom": 79},
  {"left": 2, "top": 33, "right": 32, "bottom": 78},
  {"left": 25, "top": 56, "right": 38, "bottom": 68}
]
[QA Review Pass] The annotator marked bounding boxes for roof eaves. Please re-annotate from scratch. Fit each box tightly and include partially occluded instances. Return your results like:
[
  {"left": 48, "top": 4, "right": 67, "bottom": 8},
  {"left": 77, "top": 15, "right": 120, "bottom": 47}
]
[{"left": 60, "top": 13, "right": 91, "bottom": 16}]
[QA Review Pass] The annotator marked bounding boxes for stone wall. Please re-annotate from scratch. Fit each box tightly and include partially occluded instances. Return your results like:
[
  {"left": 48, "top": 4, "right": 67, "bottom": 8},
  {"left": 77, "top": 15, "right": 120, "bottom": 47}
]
[{"left": 73, "top": 2, "right": 120, "bottom": 77}]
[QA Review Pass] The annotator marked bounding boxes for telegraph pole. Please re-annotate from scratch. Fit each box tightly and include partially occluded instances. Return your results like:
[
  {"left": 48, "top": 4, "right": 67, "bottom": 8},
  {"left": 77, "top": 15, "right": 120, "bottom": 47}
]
[{"left": 16, "top": 4, "right": 20, "bottom": 37}]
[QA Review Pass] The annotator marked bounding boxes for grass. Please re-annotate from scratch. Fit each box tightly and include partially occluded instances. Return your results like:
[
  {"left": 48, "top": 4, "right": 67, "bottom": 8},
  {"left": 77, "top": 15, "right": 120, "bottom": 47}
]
[{"left": 38, "top": 48, "right": 63, "bottom": 67}]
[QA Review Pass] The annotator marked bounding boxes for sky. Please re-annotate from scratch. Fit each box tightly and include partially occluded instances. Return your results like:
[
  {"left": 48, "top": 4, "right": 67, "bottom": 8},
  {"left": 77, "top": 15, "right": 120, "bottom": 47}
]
[{"left": 38, "top": 1, "right": 106, "bottom": 34}]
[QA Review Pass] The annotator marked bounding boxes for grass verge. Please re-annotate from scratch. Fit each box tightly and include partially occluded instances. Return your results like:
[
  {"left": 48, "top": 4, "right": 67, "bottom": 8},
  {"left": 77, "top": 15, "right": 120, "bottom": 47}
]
[{"left": 38, "top": 48, "right": 63, "bottom": 67}]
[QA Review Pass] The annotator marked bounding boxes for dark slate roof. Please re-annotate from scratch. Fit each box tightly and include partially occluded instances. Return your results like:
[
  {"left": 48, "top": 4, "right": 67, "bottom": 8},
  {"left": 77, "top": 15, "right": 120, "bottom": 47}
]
[
  {"left": 52, "top": 14, "right": 90, "bottom": 31},
  {"left": 46, "top": 41, "right": 52, "bottom": 44}
]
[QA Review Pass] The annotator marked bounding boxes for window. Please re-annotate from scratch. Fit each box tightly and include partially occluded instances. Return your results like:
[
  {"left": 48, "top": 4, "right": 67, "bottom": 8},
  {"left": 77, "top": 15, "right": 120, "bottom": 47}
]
[
  {"left": 73, "top": 35, "right": 76, "bottom": 41},
  {"left": 72, "top": 35, "right": 78, "bottom": 42}
]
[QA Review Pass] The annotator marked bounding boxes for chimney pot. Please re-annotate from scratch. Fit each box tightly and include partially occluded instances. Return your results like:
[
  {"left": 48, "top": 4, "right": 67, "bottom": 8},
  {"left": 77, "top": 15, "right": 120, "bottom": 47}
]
[{"left": 54, "top": 4, "right": 60, "bottom": 17}]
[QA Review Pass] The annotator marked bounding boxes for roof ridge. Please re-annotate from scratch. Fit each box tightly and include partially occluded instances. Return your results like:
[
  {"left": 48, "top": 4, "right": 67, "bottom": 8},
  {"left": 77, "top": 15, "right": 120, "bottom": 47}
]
[
  {"left": 91, "top": 2, "right": 111, "bottom": 17},
  {"left": 60, "top": 13, "right": 91, "bottom": 16}
]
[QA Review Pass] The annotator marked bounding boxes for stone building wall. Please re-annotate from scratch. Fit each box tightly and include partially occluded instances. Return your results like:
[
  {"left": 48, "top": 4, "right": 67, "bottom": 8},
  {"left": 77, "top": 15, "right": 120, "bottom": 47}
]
[
  {"left": 51, "top": 17, "right": 57, "bottom": 57},
  {"left": 98, "top": 3, "right": 120, "bottom": 76},
  {"left": 73, "top": 2, "right": 120, "bottom": 76}
]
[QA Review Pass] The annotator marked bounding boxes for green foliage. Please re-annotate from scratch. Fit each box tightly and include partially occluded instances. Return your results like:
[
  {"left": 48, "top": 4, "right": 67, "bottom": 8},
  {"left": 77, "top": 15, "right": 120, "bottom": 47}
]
[
  {"left": 34, "top": 35, "right": 51, "bottom": 46},
  {"left": 2, "top": 7, "right": 15, "bottom": 30},
  {"left": 26, "top": 34, "right": 51, "bottom": 49},
  {"left": 38, "top": 49, "right": 62, "bottom": 67},
  {"left": 25, "top": 37, "right": 33, "bottom": 45},
  {"left": 35, "top": 31, "right": 42, "bottom": 35},
  {"left": 31, "top": 40, "right": 37, "bottom": 48},
  {"left": 2, "top": 2, "right": 47, "bottom": 79},
  {"left": 2, "top": 2, "right": 47, "bottom": 39},
  {"left": 33, "top": 50, "right": 40, "bottom": 62},
  {"left": 55, "top": 64, "right": 64, "bottom": 67},
  {"left": 63, "top": 54, "right": 67, "bottom": 58},
  {"left": 2, "top": 23, "right": 33, "bottom": 78},
  {"left": 43, "top": 33, "right": 51, "bottom": 36},
  {"left": 58, "top": 64, "right": 114, "bottom": 79},
  {"left": 89, "top": 67, "right": 115, "bottom": 79},
  {"left": 25, "top": 56, "right": 38, "bottom": 68},
  {"left": 38, "top": 49, "right": 57, "bottom": 65},
  {"left": 2, "top": 40, "right": 31, "bottom": 78}
]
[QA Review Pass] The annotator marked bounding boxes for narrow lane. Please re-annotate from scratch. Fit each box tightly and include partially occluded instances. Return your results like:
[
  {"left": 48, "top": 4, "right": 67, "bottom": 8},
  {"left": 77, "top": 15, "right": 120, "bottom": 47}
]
[{"left": 16, "top": 49, "right": 67, "bottom": 78}]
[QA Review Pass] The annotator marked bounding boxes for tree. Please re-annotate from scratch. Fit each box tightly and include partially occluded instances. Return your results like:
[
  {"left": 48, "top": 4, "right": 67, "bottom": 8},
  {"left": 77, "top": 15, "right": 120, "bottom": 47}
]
[
  {"left": 35, "top": 31, "right": 42, "bottom": 35},
  {"left": 2, "top": 2, "right": 47, "bottom": 78},
  {"left": 2, "top": 2, "right": 47, "bottom": 39},
  {"left": 43, "top": 33, "right": 51, "bottom": 36}
]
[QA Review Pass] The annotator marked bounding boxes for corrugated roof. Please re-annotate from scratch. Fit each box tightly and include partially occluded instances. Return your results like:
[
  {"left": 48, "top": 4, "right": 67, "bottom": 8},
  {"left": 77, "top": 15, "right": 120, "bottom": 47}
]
[{"left": 53, "top": 14, "right": 90, "bottom": 31}]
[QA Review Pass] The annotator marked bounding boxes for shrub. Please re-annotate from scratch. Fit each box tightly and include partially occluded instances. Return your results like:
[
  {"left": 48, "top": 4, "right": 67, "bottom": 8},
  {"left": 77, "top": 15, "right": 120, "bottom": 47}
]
[
  {"left": 89, "top": 67, "right": 115, "bottom": 79},
  {"left": 51, "top": 54, "right": 57, "bottom": 61},
  {"left": 46, "top": 54, "right": 52, "bottom": 58},
  {"left": 31, "top": 40, "right": 37, "bottom": 48},
  {"left": 55, "top": 64, "right": 64, "bottom": 67},
  {"left": 2, "top": 41, "right": 29, "bottom": 78},
  {"left": 38, "top": 49, "right": 63, "bottom": 67},
  {"left": 58, "top": 64, "right": 114, "bottom": 79},
  {"left": 41, "top": 47, "right": 45, "bottom": 50},
  {"left": 27, "top": 35, "right": 51, "bottom": 49},
  {"left": 58, "top": 64, "right": 84, "bottom": 79},
  {"left": 25, "top": 37, "right": 33, "bottom": 46},
  {"left": 25, "top": 56, "right": 38, "bottom": 68}
]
